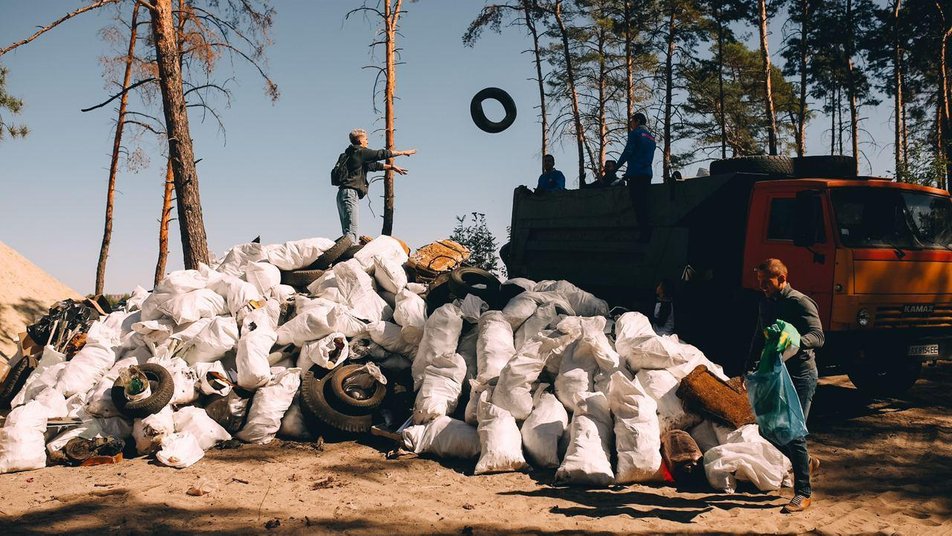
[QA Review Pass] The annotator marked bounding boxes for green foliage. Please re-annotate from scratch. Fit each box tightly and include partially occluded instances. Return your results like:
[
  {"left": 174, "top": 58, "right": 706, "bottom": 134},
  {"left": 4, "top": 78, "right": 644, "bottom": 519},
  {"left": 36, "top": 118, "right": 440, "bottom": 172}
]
[
  {"left": 450, "top": 212, "right": 502, "bottom": 276},
  {"left": 0, "top": 65, "right": 28, "bottom": 141}
]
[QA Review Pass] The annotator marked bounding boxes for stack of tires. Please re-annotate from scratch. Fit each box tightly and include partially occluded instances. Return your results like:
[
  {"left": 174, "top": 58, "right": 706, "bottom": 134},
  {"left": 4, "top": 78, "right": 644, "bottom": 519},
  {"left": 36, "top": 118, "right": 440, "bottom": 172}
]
[{"left": 708, "top": 155, "right": 857, "bottom": 179}]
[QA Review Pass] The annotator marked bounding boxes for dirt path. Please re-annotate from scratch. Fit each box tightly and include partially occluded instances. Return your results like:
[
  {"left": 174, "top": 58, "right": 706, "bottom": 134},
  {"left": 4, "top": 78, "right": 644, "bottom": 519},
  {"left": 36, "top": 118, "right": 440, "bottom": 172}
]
[{"left": 1, "top": 364, "right": 950, "bottom": 535}]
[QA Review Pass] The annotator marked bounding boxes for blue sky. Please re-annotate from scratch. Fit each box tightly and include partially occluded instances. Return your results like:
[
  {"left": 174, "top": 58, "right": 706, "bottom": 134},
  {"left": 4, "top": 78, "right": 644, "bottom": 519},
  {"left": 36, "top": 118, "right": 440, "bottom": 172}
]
[{"left": 0, "top": 1, "right": 897, "bottom": 294}]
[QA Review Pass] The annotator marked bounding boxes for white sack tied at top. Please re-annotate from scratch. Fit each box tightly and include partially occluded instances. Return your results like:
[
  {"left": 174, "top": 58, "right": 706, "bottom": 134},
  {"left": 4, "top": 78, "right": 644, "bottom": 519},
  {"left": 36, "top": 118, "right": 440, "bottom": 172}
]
[
  {"left": 704, "top": 424, "right": 793, "bottom": 494},
  {"left": 353, "top": 235, "right": 409, "bottom": 272},
  {"left": 475, "top": 311, "right": 516, "bottom": 383},
  {"left": 533, "top": 280, "right": 609, "bottom": 317},
  {"left": 491, "top": 338, "right": 546, "bottom": 421},
  {"left": 474, "top": 391, "right": 528, "bottom": 475},
  {"left": 236, "top": 368, "right": 301, "bottom": 444},
  {"left": 393, "top": 289, "right": 426, "bottom": 345},
  {"left": 413, "top": 352, "right": 467, "bottom": 425},
  {"left": 554, "top": 391, "right": 615, "bottom": 487},
  {"left": 608, "top": 371, "right": 663, "bottom": 484},
  {"left": 333, "top": 261, "right": 392, "bottom": 323},
  {"left": 520, "top": 384, "right": 569, "bottom": 469},
  {"left": 402, "top": 415, "right": 480, "bottom": 459},
  {"left": 411, "top": 303, "right": 464, "bottom": 391}
]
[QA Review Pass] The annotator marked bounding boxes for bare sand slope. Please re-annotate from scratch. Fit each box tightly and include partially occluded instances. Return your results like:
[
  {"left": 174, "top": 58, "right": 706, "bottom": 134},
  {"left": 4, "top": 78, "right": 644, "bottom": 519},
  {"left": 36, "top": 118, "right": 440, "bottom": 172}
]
[
  {"left": 0, "top": 241, "right": 82, "bottom": 357},
  {"left": 1, "top": 363, "right": 950, "bottom": 535}
]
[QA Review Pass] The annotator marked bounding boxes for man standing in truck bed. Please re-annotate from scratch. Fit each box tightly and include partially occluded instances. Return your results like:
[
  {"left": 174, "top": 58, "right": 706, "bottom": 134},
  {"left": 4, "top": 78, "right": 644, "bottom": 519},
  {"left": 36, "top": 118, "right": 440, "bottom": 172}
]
[
  {"left": 616, "top": 113, "right": 656, "bottom": 241},
  {"left": 746, "top": 258, "right": 823, "bottom": 513}
]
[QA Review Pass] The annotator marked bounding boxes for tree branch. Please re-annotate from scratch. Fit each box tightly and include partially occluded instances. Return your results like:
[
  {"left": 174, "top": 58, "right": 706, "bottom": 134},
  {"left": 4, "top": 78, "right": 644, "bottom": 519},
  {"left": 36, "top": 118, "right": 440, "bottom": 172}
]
[
  {"left": 81, "top": 78, "right": 157, "bottom": 112},
  {"left": 0, "top": 0, "right": 120, "bottom": 57}
]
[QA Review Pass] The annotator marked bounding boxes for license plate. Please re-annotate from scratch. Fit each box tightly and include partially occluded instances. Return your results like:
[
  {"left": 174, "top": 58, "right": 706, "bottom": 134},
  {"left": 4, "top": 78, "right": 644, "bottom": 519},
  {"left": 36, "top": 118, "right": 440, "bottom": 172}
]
[
  {"left": 908, "top": 344, "right": 940, "bottom": 357},
  {"left": 903, "top": 304, "right": 935, "bottom": 314}
]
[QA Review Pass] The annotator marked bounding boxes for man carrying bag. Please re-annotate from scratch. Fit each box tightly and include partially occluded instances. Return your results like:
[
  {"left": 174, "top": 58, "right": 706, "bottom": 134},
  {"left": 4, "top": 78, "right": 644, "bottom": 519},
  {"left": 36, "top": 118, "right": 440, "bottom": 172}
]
[{"left": 745, "top": 258, "right": 823, "bottom": 513}]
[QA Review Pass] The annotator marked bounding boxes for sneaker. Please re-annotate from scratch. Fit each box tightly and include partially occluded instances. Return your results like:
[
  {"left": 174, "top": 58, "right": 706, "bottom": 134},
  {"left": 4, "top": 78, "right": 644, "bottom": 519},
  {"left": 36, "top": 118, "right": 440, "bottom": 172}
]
[
  {"left": 809, "top": 456, "right": 820, "bottom": 479},
  {"left": 782, "top": 494, "right": 812, "bottom": 513}
]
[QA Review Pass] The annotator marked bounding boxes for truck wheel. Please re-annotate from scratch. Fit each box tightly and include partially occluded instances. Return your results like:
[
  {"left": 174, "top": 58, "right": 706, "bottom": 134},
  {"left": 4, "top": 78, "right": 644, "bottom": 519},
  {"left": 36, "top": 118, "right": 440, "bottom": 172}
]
[
  {"left": 846, "top": 352, "right": 922, "bottom": 397},
  {"left": 111, "top": 363, "right": 175, "bottom": 418},
  {"left": 792, "top": 155, "right": 858, "bottom": 178},
  {"left": 709, "top": 156, "right": 793, "bottom": 177},
  {"left": 449, "top": 267, "right": 501, "bottom": 303},
  {"left": 471, "top": 87, "right": 517, "bottom": 133}
]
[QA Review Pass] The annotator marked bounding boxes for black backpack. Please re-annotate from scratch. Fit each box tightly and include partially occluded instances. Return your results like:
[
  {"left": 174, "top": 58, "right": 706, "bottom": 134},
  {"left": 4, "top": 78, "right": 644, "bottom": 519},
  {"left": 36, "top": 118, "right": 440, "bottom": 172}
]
[{"left": 331, "top": 149, "right": 352, "bottom": 186}]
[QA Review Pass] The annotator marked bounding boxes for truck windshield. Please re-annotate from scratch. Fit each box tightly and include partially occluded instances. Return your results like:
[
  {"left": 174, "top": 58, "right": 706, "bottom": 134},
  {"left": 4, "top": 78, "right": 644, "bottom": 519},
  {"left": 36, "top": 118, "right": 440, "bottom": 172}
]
[{"left": 831, "top": 188, "right": 952, "bottom": 250}]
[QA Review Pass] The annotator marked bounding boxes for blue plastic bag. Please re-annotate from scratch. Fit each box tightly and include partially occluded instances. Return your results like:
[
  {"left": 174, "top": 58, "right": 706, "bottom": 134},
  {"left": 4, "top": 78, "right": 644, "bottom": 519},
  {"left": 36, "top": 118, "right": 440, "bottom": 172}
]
[{"left": 745, "top": 320, "right": 808, "bottom": 446}]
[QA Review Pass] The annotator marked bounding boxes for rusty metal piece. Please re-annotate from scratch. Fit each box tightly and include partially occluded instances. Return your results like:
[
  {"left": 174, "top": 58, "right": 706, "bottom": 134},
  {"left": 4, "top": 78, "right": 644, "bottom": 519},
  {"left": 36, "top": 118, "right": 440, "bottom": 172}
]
[{"left": 408, "top": 240, "right": 470, "bottom": 281}]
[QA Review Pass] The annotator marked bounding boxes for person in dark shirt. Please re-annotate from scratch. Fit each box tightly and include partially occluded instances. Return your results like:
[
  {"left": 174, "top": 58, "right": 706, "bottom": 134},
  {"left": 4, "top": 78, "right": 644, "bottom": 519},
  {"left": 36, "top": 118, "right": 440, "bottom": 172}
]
[
  {"left": 337, "top": 128, "right": 415, "bottom": 243},
  {"left": 746, "top": 258, "right": 823, "bottom": 514},
  {"left": 536, "top": 154, "right": 566, "bottom": 192},
  {"left": 581, "top": 159, "right": 622, "bottom": 189},
  {"left": 616, "top": 113, "right": 657, "bottom": 241}
]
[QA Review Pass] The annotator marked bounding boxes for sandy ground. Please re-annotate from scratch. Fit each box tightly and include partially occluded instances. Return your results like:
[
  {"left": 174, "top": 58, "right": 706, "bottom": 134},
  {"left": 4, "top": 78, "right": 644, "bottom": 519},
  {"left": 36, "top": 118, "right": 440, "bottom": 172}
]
[
  {"left": 1, "top": 363, "right": 950, "bottom": 536},
  {"left": 0, "top": 241, "right": 82, "bottom": 358}
]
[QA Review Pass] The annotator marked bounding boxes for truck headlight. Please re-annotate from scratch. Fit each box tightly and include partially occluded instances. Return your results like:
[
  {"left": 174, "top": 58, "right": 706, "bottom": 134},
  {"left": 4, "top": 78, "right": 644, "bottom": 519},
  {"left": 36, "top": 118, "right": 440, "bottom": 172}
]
[{"left": 857, "top": 308, "right": 871, "bottom": 327}]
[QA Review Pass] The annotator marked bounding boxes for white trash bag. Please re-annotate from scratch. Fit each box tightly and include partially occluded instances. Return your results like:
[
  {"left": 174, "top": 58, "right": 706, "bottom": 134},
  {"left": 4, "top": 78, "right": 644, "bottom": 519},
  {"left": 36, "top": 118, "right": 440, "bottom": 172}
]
[
  {"left": 412, "top": 303, "right": 463, "bottom": 390},
  {"left": 172, "top": 407, "right": 231, "bottom": 451},
  {"left": 402, "top": 415, "right": 480, "bottom": 459},
  {"left": 704, "top": 424, "right": 793, "bottom": 493},
  {"left": 492, "top": 339, "right": 545, "bottom": 421},
  {"left": 155, "top": 432, "right": 205, "bottom": 469},
  {"left": 413, "top": 353, "right": 466, "bottom": 425},
  {"left": 636, "top": 369, "right": 703, "bottom": 435},
  {"left": 236, "top": 368, "right": 302, "bottom": 444},
  {"left": 475, "top": 311, "right": 516, "bottom": 383},
  {"left": 474, "top": 392, "right": 528, "bottom": 475},
  {"left": 298, "top": 332, "right": 350, "bottom": 370},
  {"left": 608, "top": 372, "right": 663, "bottom": 484},
  {"left": 132, "top": 405, "right": 174, "bottom": 455},
  {"left": 520, "top": 384, "right": 569, "bottom": 469},
  {"left": 555, "top": 391, "right": 615, "bottom": 486},
  {"left": 393, "top": 289, "right": 426, "bottom": 345}
]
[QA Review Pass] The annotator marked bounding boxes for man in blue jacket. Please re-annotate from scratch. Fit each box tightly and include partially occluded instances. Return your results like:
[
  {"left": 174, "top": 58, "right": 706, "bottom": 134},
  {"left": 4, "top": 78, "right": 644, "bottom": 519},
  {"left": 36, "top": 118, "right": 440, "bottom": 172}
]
[
  {"left": 616, "top": 113, "right": 656, "bottom": 241},
  {"left": 536, "top": 154, "right": 566, "bottom": 192}
]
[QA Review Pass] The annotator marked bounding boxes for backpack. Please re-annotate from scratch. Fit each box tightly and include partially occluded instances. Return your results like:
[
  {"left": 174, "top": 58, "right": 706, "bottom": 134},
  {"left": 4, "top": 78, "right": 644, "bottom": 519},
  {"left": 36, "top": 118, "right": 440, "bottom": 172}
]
[{"left": 331, "top": 149, "right": 352, "bottom": 187}]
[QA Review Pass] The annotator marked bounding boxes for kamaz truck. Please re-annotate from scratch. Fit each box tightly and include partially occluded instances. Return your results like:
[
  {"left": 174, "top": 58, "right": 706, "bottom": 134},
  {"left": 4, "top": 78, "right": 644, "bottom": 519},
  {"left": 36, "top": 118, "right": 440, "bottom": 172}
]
[{"left": 502, "top": 156, "right": 952, "bottom": 395}]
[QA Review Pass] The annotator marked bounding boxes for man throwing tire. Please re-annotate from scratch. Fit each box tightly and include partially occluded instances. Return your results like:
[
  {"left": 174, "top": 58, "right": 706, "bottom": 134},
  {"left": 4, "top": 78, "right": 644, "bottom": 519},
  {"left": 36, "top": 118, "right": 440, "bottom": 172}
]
[{"left": 335, "top": 128, "right": 416, "bottom": 243}]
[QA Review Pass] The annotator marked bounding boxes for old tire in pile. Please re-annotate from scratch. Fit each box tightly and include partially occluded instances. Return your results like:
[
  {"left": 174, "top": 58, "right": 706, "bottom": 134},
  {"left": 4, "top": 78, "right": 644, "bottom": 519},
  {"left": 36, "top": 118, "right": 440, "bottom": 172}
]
[
  {"left": 300, "top": 366, "right": 379, "bottom": 434},
  {"left": 792, "top": 155, "right": 857, "bottom": 178},
  {"left": 425, "top": 272, "right": 455, "bottom": 316},
  {"left": 280, "top": 269, "right": 326, "bottom": 289},
  {"left": 449, "top": 267, "right": 501, "bottom": 303},
  {"left": 311, "top": 236, "right": 353, "bottom": 270},
  {"left": 329, "top": 364, "right": 387, "bottom": 410},
  {"left": 111, "top": 363, "right": 175, "bottom": 418},
  {"left": 0, "top": 356, "right": 37, "bottom": 409},
  {"left": 338, "top": 244, "right": 365, "bottom": 262},
  {"left": 709, "top": 156, "right": 793, "bottom": 177}
]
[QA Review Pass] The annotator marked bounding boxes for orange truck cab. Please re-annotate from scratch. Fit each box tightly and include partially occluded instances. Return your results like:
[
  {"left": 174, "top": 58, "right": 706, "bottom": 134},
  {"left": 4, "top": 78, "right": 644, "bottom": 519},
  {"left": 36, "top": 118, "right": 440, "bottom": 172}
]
[{"left": 503, "top": 156, "right": 952, "bottom": 395}]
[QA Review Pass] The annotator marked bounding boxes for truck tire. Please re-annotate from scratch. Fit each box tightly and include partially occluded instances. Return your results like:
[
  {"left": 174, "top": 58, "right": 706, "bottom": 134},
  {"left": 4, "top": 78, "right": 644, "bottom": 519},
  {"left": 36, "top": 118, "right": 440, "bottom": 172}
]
[
  {"left": 328, "top": 364, "right": 387, "bottom": 410},
  {"left": 0, "top": 356, "right": 36, "bottom": 409},
  {"left": 792, "top": 155, "right": 858, "bottom": 178},
  {"left": 846, "top": 353, "right": 922, "bottom": 397},
  {"left": 310, "top": 236, "right": 353, "bottom": 270},
  {"left": 709, "top": 156, "right": 793, "bottom": 177},
  {"left": 425, "top": 272, "right": 455, "bottom": 316},
  {"left": 280, "top": 269, "right": 325, "bottom": 289},
  {"left": 449, "top": 267, "right": 501, "bottom": 303},
  {"left": 111, "top": 363, "right": 175, "bottom": 418},
  {"left": 471, "top": 87, "right": 517, "bottom": 134},
  {"left": 338, "top": 244, "right": 364, "bottom": 262},
  {"left": 300, "top": 366, "right": 376, "bottom": 434}
]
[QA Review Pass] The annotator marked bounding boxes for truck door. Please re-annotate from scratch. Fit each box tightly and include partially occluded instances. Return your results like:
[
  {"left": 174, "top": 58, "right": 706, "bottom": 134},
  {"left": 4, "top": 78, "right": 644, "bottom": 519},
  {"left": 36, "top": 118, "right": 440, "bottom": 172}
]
[{"left": 742, "top": 184, "right": 836, "bottom": 327}]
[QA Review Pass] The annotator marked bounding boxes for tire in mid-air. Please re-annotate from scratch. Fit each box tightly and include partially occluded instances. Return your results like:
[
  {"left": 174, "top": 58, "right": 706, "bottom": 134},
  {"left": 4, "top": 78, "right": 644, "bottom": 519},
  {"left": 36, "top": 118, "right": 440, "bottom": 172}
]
[{"left": 471, "top": 87, "right": 517, "bottom": 134}]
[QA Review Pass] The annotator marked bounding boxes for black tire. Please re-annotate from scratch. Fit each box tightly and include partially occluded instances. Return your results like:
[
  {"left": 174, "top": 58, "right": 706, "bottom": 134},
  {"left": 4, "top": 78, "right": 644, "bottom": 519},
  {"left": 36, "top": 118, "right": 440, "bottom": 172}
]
[
  {"left": 471, "top": 87, "right": 517, "bottom": 134},
  {"left": 280, "top": 269, "right": 326, "bottom": 289},
  {"left": 847, "top": 356, "right": 922, "bottom": 397},
  {"left": 300, "top": 366, "right": 375, "bottom": 434},
  {"left": 338, "top": 244, "right": 364, "bottom": 262},
  {"left": 709, "top": 156, "right": 793, "bottom": 177},
  {"left": 310, "top": 236, "right": 353, "bottom": 270},
  {"left": 449, "top": 267, "right": 501, "bottom": 303},
  {"left": 425, "top": 272, "right": 455, "bottom": 316},
  {"left": 493, "top": 282, "right": 527, "bottom": 310},
  {"left": 0, "top": 356, "right": 36, "bottom": 409},
  {"left": 111, "top": 363, "right": 174, "bottom": 418},
  {"left": 792, "top": 155, "right": 858, "bottom": 178},
  {"left": 328, "top": 364, "right": 387, "bottom": 410}
]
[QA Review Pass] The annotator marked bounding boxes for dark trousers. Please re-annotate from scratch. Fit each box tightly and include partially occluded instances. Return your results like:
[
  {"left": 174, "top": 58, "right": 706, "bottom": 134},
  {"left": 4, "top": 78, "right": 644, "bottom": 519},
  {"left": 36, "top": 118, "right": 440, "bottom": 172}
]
[
  {"left": 626, "top": 174, "right": 652, "bottom": 231},
  {"left": 770, "top": 358, "right": 818, "bottom": 497}
]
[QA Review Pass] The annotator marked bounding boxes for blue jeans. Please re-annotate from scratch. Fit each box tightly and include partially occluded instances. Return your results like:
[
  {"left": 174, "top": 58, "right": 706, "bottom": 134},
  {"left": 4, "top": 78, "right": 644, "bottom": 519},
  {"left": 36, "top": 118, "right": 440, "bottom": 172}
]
[
  {"left": 337, "top": 188, "right": 359, "bottom": 244},
  {"left": 771, "top": 358, "right": 818, "bottom": 497}
]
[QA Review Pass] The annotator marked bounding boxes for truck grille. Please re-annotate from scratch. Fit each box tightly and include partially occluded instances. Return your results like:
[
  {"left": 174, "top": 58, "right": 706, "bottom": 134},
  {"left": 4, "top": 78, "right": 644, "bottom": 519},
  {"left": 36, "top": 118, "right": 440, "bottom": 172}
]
[{"left": 875, "top": 303, "right": 952, "bottom": 329}]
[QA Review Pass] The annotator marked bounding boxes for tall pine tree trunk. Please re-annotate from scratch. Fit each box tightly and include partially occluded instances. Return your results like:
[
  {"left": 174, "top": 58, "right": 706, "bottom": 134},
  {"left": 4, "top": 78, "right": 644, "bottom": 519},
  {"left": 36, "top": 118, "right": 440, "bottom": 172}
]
[
  {"left": 95, "top": 4, "right": 139, "bottom": 295},
  {"left": 554, "top": 0, "right": 585, "bottom": 185},
  {"left": 597, "top": 24, "right": 607, "bottom": 173},
  {"left": 381, "top": 0, "right": 402, "bottom": 236},
  {"left": 624, "top": 0, "right": 634, "bottom": 122},
  {"left": 524, "top": 1, "right": 548, "bottom": 168},
  {"left": 938, "top": 4, "right": 952, "bottom": 189},
  {"left": 662, "top": 8, "right": 676, "bottom": 181},
  {"left": 149, "top": 0, "right": 209, "bottom": 268},
  {"left": 155, "top": 160, "right": 174, "bottom": 286},
  {"left": 894, "top": 0, "right": 906, "bottom": 177},
  {"left": 716, "top": 12, "right": 727, "bottom": 159},
  {"left": 797, "top": 0, "right": 808, "bottom": 157},
  {"left": 758, "top": 0, "right": 778, "bottom": 155},
  {"left": 846, "top": 0, "right": 860, "bottom": 175}
]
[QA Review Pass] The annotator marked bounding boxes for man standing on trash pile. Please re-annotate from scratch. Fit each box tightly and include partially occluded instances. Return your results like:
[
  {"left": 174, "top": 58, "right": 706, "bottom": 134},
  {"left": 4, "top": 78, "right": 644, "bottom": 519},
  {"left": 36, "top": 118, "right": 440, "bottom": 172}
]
[
  {"left": 746, "top": 258, "right": 823, "bottom": 514},
  {"left": 336, "top": 128, "right": 416, "bottom": 243},
  {"left": 616, "top": 112, "right": 657, "bottom": 242}
]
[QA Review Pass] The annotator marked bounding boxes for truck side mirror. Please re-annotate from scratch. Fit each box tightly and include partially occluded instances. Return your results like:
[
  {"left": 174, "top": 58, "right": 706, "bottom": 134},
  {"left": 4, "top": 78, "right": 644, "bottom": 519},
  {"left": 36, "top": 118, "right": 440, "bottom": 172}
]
[{"left": 793, "top": 190, "right": 823, "bottom": 248}]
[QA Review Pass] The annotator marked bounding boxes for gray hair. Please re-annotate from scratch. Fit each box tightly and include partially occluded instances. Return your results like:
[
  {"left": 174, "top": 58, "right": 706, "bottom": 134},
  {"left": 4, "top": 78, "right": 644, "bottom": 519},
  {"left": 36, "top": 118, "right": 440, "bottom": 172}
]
[{"left": 349, "top": 128, "right": 367, "bottom": 144}]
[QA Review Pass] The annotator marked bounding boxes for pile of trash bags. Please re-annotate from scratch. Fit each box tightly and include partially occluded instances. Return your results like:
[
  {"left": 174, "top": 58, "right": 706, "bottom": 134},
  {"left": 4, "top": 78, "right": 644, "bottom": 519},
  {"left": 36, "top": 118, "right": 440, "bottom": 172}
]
[{"left": 0, "top": 234, "right": 793, "bottom": 495}]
